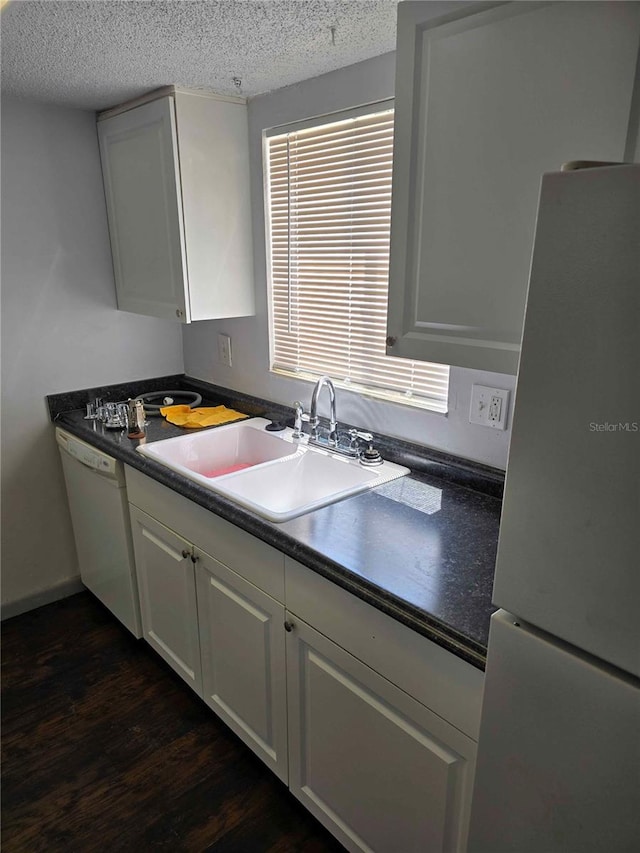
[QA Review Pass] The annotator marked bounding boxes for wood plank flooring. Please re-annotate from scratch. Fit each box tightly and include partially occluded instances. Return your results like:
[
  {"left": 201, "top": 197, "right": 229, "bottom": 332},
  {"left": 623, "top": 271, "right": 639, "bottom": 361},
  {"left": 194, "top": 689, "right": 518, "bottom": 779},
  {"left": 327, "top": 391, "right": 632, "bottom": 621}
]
[{"left": 1, "top": 592, "right": 345, "bottom": 853}]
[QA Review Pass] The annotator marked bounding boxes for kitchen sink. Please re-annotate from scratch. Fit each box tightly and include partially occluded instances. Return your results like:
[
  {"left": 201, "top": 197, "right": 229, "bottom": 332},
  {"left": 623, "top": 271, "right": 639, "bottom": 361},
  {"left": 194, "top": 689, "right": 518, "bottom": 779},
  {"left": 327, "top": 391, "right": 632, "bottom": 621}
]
[
  {"left": 137, "top": 418, "right": 297, "bottom": 479},
  {"left": 137, "top": 418, "right": 409, "bottom": 522},
  {"left": 209, "top": 445, "right": 408, "bottom": 522}
]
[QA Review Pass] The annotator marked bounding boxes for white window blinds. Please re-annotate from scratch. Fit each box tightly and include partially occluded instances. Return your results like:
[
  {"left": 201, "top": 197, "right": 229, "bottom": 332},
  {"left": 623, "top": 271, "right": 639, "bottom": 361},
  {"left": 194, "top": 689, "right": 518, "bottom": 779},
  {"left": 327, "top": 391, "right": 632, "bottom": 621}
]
[{"left": 265, "top": 106, "right": 449, "bottom": 413}]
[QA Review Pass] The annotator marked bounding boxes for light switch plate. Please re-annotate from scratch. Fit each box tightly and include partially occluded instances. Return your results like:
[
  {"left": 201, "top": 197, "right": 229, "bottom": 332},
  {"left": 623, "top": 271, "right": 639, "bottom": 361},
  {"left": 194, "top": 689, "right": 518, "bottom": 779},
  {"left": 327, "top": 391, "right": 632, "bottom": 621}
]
[{"left": 469, "top": 385, "right": 510, "bottom": 430}]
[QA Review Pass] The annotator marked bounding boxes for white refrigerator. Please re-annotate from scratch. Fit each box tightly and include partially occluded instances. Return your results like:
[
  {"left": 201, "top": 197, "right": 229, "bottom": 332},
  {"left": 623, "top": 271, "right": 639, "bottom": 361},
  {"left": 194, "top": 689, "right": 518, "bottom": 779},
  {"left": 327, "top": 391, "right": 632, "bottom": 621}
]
[{"left": 468, "top": 164, "right": 640, "bottom": 852}]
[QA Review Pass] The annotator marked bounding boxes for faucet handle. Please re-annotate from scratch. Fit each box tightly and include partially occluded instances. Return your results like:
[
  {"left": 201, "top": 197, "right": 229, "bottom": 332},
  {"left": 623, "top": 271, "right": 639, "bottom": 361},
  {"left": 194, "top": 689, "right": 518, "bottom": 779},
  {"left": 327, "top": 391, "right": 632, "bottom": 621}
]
[
  {"left": 348, "top": 429, "right": 373, "bottom": 451},
  {"left": 349, "top": 428, "right": 373, "bottom": 441},
  {"left": 292, "top": 401, "right": 309, "bottom": 440},
  {"left": 348, "top": 429, "right": 383, "bottom": 465}
]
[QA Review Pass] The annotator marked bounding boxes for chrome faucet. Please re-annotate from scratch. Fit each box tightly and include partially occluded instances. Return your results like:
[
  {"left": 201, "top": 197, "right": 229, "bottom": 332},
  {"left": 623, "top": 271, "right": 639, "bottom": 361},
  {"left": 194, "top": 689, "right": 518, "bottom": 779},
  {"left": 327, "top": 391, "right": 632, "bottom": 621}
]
[
  {"left": 309, "top": 376, "right": 338, "bottom": 446},
  {"left": 291, "top": 379, "right": 382, "bottom": 463}
]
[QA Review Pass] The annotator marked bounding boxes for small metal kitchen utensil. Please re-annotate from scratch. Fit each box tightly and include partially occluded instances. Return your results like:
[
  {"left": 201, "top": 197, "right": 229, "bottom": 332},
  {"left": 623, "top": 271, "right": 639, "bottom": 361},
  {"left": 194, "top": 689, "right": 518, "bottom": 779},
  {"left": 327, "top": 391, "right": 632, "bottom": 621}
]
[{"left": 126, "top": 399, "right": 146, "bottom": 438}]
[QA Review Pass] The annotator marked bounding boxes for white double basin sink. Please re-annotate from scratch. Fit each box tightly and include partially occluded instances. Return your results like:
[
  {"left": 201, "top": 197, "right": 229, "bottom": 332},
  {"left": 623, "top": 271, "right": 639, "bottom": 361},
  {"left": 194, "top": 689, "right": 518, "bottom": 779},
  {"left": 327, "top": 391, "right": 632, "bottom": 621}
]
[{"left": 137, "top": 418, "right": 409, "bottom": 522}]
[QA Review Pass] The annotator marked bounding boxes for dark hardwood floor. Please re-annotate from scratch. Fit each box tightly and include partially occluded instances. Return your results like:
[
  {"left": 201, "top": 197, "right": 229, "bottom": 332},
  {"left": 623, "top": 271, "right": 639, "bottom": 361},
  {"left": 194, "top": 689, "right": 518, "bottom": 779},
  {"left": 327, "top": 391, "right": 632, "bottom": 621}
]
[{"left": 1, "top": 592, "right": 345, "bottom": 853}]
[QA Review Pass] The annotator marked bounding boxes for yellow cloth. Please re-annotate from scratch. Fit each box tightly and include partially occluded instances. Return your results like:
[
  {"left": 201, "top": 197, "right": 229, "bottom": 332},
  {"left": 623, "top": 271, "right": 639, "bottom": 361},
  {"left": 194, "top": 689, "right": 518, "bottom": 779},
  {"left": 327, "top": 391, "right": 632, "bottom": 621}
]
[{"left": 160, "top": 404, "right": 248, "bottom": 429}]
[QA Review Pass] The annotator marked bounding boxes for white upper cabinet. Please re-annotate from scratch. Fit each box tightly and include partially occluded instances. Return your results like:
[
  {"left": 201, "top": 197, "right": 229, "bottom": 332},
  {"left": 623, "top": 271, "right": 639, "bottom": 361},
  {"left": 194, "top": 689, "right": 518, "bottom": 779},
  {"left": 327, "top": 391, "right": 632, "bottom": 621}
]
[
  {"left": 387, "top": 1, "right": 640, "bottom": 374},
  {"left": 98, "top": 88, "right": 255, "bottom": 323}
]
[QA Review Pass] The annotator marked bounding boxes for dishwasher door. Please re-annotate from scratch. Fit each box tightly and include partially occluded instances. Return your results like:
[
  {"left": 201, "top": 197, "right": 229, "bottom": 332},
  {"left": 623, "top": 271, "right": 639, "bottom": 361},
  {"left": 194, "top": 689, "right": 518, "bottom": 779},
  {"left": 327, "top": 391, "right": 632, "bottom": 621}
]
[{"left": 56, "top": 428, "right": 142, "bottom": 638}]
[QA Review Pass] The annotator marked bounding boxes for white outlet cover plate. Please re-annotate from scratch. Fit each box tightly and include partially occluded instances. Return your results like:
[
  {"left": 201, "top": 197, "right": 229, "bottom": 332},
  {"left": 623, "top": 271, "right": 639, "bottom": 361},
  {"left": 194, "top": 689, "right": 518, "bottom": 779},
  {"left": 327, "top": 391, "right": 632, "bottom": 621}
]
[
  {"left": 217, "top": 333, "right": 232, "bottom": 367},
  {"left": 469, "top": 385, "right": 510, "bottom": 430}
]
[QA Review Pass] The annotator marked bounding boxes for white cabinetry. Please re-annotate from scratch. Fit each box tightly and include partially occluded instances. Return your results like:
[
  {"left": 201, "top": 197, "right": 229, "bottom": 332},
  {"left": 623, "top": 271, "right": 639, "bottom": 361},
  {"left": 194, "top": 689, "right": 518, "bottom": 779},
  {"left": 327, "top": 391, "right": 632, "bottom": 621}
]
[
  {"left": 98, "top": 87, "right": 255, "bottom": 323},
  {"left": 387, "top": 1, "right": 640, "bottom": 374},
  {"left": 285, "top": 557, "right": 481, "bottom": 853},
  {"left": 287, "top": 617, "right": 476, "bottom": 853},
  {"left": 129, "top": 505, "right": 202, "bottom": 695},
  {"left": 196, "top": 551, "right": 288, "bottom": 782},
  {"left": 125, "top": 466, "right": 483, "bottom": 852},
  {"left": 126, "top": 467, "right": 288, "bottom": 780}
]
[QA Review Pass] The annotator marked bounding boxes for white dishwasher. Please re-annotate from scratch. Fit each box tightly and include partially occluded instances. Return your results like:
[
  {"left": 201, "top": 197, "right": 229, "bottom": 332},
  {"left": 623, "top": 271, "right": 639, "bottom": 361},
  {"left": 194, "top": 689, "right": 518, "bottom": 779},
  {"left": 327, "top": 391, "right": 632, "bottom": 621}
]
[{"left": 56, "top": 427, "right": 142, "bottom": 638}]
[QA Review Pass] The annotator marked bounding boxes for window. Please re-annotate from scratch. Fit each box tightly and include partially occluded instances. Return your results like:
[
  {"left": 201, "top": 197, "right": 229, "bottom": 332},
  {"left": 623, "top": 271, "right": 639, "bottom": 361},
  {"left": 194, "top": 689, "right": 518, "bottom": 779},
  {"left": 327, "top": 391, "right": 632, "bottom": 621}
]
[{"left": 265, "top": 104, "right": 449, "bottom": 413}]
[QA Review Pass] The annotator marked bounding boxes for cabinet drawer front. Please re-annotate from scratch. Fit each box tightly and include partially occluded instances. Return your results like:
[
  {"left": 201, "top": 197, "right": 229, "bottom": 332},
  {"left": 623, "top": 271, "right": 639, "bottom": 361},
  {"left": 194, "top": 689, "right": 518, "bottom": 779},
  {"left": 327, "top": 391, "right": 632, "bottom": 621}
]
[
  {"left": 287, "top": 617, "right": 476, "bottom": 853},
  {"left": 286, "top": 557, "right": 483, "bottom": 740},
  {"left": 129, "top": 506, "right": 202, "bottom": 694},
  {"left": 126, "top": 466, "right": 285, "bottom": 601},
  {"left": 196, "top": 552, "right": 288, "bottom": 782}
]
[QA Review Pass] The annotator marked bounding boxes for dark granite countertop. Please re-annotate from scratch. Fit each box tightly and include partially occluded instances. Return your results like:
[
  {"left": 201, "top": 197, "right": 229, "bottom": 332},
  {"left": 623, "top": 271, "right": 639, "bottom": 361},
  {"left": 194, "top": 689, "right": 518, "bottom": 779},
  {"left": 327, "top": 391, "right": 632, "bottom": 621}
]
[{"left": 49, "top": 376, "right": 502, "bottom": 669}]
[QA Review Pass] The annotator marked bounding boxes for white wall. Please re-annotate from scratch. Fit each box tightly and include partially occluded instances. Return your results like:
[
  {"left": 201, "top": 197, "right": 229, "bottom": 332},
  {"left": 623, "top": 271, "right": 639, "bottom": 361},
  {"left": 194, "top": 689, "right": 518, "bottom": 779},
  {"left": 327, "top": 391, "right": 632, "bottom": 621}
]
[
  {"left": 0, "top": 97, "right": 184, "bottom": 616},
  {"left": 183, "top": 52, "right": 516, "bottom": 469}
]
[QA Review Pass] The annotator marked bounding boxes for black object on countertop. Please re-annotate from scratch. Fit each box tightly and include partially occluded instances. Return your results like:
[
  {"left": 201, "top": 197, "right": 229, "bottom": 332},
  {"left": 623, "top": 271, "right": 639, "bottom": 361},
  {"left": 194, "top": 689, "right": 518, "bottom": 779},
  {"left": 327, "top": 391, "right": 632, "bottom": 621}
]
[{"left": 264, "top": 415, "right": 287, "bottom": 432}]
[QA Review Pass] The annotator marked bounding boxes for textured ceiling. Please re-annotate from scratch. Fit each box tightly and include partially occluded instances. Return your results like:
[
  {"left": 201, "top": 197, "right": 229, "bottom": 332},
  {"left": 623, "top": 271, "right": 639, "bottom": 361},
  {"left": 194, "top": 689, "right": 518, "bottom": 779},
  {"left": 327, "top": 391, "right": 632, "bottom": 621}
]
[{"left": 1, "top": 0, "right": 403, "bottom": 110}]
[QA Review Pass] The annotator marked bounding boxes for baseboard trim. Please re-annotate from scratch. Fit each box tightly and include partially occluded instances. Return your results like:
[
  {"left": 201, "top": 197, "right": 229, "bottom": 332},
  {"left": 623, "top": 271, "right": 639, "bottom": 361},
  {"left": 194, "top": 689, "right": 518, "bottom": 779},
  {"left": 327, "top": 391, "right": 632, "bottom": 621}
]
[{"left": 1, "top": 578, "right": 85, "bottom": 621}]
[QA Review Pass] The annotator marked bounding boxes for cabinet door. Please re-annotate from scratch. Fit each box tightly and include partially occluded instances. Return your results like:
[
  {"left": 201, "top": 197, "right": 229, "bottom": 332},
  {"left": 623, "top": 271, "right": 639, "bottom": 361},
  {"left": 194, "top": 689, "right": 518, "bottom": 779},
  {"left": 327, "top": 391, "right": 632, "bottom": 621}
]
[
  {"left": 287, "top": 616, "right": 477, "bottom": 853},
  {"left": 388, "top": 1, "right": 640, "bottom": 374},
  {"left": 196, "top": 551, "right": 288, "bottom": 782},
  {"left": 174, "top": 92, "right": 255, "bottom": 321},
  {"left": 97, "top": 96, "right": 189, "bottom": 322},
  {"left": 129, "top": 506, "right": 202, "bottom": 695}
]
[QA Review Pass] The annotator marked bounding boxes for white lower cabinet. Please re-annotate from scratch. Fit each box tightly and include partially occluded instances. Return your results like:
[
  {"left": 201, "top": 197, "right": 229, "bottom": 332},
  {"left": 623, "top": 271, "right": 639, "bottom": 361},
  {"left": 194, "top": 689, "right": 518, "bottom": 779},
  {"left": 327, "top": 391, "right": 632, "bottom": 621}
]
[
  {"left": 129, "top": 505, "right": 202, "bottom": 695},
  {"left": 195, "top": 550, "right": 288, "bottom": 782},
  {"left": 287, "top": 616, "right": 477, "bottom": 853},
  {"left": 125, "top": 467, "right": 482, "bottom": 852}
]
